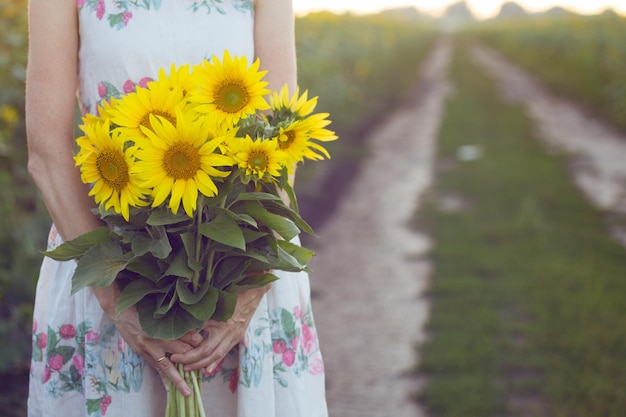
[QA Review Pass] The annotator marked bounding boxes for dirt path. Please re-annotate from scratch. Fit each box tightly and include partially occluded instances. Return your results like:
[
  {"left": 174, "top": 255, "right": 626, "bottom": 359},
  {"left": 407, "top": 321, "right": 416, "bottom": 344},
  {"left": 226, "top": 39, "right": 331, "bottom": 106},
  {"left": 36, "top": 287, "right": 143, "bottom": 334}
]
[
  {"left": 471, "top": 44, "right": 626, "bottom": 246},
  {"left": 307, "top": 39, "right": 452, "bottom": 417}
]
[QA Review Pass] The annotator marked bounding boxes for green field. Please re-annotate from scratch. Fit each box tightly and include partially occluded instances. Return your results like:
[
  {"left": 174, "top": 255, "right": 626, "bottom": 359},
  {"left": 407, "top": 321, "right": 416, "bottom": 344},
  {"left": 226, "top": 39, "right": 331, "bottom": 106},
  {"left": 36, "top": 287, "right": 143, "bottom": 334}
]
[{"left": 417, "top": 37, "right": 626, "bottom": 417}]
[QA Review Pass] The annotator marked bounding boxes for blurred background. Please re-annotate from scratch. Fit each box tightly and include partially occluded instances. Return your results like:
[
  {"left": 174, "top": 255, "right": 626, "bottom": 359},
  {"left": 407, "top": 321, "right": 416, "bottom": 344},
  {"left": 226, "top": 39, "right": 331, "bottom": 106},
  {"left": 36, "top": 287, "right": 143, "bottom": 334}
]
[{"left": 2, "top": 0, "right": 626, "bottom": 415}]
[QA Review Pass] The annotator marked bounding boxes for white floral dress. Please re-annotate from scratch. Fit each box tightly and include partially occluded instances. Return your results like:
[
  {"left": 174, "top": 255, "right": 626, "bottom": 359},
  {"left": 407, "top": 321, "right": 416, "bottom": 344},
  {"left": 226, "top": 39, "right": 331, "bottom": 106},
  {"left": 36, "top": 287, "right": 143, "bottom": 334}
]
[{"left": 27, "top": 1, "right": 328, "bottom": 416}]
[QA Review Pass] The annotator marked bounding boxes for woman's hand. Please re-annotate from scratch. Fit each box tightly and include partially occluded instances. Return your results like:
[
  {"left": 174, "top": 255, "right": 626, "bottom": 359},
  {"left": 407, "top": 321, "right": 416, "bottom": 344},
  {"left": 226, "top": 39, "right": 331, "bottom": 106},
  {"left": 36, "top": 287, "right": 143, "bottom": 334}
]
[
  {"left": 170, "top": 285, "right": 271, "bottom": 373},
  {"left": 93, "top": 285, "right": 204, "bottom": 396},
  {"left": 111, "top": 306, "right": 205, "bottom": 396}
]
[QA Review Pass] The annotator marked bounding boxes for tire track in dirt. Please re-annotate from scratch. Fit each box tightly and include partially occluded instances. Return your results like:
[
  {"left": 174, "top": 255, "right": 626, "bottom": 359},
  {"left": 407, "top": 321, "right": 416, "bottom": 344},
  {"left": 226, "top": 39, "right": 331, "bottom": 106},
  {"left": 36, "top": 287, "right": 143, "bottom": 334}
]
[
  {"left": 307, "top": 38, "right": 452, "bottom": 417},
  {"left": 471, "top": 44, "right": 626, "bottom": 247}
]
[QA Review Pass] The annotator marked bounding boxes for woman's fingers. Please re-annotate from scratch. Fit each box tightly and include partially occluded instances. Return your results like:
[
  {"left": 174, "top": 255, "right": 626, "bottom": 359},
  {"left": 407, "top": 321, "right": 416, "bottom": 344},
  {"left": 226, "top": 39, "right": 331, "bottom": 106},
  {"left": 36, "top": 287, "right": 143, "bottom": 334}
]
[
  {"left": 170, "top": 323, "right": 242, "bottom": 371},
  {"left": 178, "top": 330, "right": 204, "bottom": 347},
  {"left": 153, "top": 355, "right": 191, "bottom": 396}
]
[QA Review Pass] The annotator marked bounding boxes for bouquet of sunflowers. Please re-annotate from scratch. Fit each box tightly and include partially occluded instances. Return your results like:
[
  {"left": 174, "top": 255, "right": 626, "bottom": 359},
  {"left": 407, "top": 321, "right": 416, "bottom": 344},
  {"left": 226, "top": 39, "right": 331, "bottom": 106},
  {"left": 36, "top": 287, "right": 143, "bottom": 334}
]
[{"left": 44, "top": 51, "right": 337, "bottom": 417}]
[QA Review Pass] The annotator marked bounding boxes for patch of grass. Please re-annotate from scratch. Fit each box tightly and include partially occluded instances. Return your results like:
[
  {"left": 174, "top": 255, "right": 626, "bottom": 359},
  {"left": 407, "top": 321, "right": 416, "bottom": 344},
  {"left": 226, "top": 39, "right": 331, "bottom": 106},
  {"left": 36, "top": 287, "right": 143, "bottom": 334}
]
[{"left": 416, "top": 38, "right": 626, "bottom": 417}]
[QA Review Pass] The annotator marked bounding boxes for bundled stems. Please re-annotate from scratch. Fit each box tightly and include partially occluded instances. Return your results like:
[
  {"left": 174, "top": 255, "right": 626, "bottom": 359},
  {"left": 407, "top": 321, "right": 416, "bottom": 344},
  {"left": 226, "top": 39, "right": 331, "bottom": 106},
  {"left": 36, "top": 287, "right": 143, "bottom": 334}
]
[{"left": 166, "top": 364, "right": 206, "bottom": 417}]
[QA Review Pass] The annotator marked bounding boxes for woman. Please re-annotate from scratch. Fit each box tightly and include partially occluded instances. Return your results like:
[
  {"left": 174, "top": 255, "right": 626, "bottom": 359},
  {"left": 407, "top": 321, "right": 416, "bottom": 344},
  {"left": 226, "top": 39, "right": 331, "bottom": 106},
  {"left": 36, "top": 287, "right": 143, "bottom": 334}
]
[{"left": 25, "top": 1, "right": 328, "bottom": 416}]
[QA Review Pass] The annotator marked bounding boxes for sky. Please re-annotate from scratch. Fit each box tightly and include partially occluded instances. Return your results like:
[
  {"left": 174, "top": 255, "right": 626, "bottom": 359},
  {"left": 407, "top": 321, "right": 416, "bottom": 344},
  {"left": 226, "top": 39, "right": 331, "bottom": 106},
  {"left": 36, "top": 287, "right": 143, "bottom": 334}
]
[{"left": 292, "top": 0, "right": 626, "bottom": 19}]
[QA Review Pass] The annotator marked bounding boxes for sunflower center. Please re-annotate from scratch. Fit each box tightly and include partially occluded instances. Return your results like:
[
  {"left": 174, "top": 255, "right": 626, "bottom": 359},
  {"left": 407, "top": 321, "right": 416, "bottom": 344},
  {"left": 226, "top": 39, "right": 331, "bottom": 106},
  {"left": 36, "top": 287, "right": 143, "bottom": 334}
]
[
  {"left": 249, "top": 152, "right": 268, "bottom": 172},
  {"left": 215, "top": 81, "right": 250, "bottom": 113},
  {"left": 96, "top": 150, "right": 130, "bottom": 191},
  {"left": 139, "top": 110, "right": 176, "bottom": 132},
  {"left": 279, "top": 130, "right": 296, "bottom": 150},
  {"left": 163, "top": 142, "right": 201, "bottom": 179}
]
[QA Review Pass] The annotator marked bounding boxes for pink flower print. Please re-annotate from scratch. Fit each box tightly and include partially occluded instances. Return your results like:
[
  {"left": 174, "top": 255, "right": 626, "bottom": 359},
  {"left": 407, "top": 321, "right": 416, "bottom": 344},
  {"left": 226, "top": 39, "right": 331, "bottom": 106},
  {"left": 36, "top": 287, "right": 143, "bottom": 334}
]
[
  {"left": 282, "top": 349, "right": 296, "bottom": 367},
  {"left": 60, "top": 324, "right": 76, "bottom": 339},
  {"left": 97, "top": 82, "right": 107, "bottom": 98},
  {"left": 37, "top": 333, "right": 47, "bottom": 349},
  {"left": 72, "top": 354, "right": 85, "bottom": 376},
  {"left": 122, "top": 11, "right": 133, "bottom": 27},
  {"left": 101, "top": 395, "right": 112, "bottom": 415},
  {"left": 77, "top": 0, "right": 86, "bottom": 8},
  {"left": 301, "top": 323, "right": 317, "bottom": 355},
  {"left": 48, "top": 354, "right": 64, "bottom": 371},
  {"left": 86, "top": 330, "right": 99, "bottom": 344},
  {"left": 293, "top": 306, "right": 302, "bottom": 319},
  {"left": 43, "top": 366, "right": 51, "bottom": 383},
  {"left": 227, "top": 369, "right": 238, "bottom": 393},
  {"left": 272, "top": 339, "right": 287, "bottom": 354},
  {"left": 32, "top": 320, "right": 37, "bottom": 333},
  {"left": 96, "top": 0, "right": 105, "bottom": 20},
  {"left": 123, "top": 80, "right": 136, "bottom": 94},
  {"left": 290, "top": 335, "right": 299, "bottom": 351},
  {"left": 138, "top": 77, "right": 153, "bottom": 89},
  {"left": 308, "top": 357, "right": 325, "bottom": 376}
]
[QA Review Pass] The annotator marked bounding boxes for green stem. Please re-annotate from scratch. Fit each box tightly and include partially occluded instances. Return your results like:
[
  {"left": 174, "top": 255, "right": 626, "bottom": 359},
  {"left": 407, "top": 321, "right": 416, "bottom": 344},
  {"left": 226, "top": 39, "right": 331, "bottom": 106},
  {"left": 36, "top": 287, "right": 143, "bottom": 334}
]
[
  {"left": 166, "top": 379, "right": 173, "bottom": 417},
  {"left": 176, "top": 364, "right": 187, "bottom": 417},
  {"left": 192, "top": 194, "right": 205, "bottom": 291},
  {"left": 192, "top": 370, "right": 207, "bottom": 417},
  {"left": 204, "top": 195, "right": 227, "bottom": 285}
]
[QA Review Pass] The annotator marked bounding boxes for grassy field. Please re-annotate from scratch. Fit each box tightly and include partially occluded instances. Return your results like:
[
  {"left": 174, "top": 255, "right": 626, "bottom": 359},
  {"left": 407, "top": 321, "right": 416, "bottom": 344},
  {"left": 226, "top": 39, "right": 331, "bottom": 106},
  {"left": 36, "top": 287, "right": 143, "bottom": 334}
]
[
  {"left": 416, "top": 38, "right": 626, "bottom": 417},
  {"left": 473, "top": 12, "right": 626, "bottom": 130}
]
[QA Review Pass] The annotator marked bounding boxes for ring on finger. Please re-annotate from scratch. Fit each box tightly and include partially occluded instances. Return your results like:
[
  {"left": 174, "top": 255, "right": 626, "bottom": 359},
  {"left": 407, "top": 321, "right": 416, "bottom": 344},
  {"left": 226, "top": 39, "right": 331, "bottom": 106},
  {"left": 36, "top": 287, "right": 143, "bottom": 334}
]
[{"left": 156, "top": 356, "right": 167, "bottom": 363}]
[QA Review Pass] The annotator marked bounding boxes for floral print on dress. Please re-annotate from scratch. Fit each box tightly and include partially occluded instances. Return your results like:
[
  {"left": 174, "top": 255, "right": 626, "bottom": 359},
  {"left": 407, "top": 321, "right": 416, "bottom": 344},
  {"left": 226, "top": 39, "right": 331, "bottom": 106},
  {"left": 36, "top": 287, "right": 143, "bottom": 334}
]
[
  {"left": 32, "top": 320, "right": 146, "bottom": 416},
  {"left": 270, "top": 305, "right": 324, "bottom": 387},
  {"left": 237, "top": 304, "right": 323, "bottom": 389},
  {"left": 188, "top": 0, "right": 253, "bottom": 15},
  {"left": 78, "top": 0, "right": 163, "bottom": 29}
]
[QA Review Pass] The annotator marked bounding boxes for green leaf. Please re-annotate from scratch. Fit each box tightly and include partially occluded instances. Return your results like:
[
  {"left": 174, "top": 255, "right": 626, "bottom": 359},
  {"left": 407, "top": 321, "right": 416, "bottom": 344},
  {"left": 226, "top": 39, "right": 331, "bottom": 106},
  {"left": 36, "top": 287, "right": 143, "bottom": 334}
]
[
  {"left": 244, "top": 201, "right": 300, "bottom": 241},
  {"left": 277, "top": 240, "right": 315, "bottom": 267},
  {"left": 180, "top": 285, "right": 219, "bottom": 322},
  {"left": 154, "top": 290, "right": 179, "bottom": 318},
  {"left": 136, "top": 296, "right": 203, "bottom": 340},
  {"left": 231, "top": 273, "right": 279, "bottom": 290},
  {"left": 126, "top": 254, "right": 163, "bottom": 281},
  {"left": 116, "top": 278, "right": 170, "bottom": 315},
  {"left": 131, "top": 226, "right": 172, "bottom": 259},
  {"left": 281, "top": 179, "right": 299, "bottom": 214},
  {"left": 198, "top": 214, "right": 246, "bottom": 250},
  {"left": 164, "top": 249, "right": 194, "bottom": 279},
  {"left": 212, "top": 290, "right": 238, "bottom": 322},
  {"left": 242, "top": 229, "right": 268, "bottom": 243},
  {"left": 42, "top": 227, "right": 110, "bottom": 261},
  {"left": 147, "top": 207, "right": 192, "bottom": 226},
  {"left": 71, "top": 240, "right": 131, "bottom": 294},
  {"left": 180, "top": 232, "right": 203, "bottom": 272},
  {"left": 265, "top": 201, "right": 315, "bottom": 236},
  {"left": 235, "top": 192, "right": 283, "bottom": 202},
  {"left": 175, "top": 276, "right": 209, "bottom": 305},
  {"left": 216, "top": 207, "right": 257, "bottom": 227}
]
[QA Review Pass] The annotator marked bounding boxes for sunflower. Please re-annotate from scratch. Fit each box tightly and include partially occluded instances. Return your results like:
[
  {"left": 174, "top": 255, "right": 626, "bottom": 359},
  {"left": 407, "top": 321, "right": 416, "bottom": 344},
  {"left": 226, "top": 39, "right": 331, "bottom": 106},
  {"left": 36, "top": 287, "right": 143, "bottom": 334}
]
[
  {"left": 107, "top": 78, "right": 187, "bottom": 139},
  {"left": 269, "top": 85, "right": 318, "bottom": 119},
  {"left": 234, "top": 136, "right": 287, "bottom": 179},
  {"left": 134, "top": 109, "right": 234, "bottom": 217},
  {"left": 190, "top": 51, "right": 270, "bottom": 126},
  {"left": 74, "top": 120, "right": 148, "bottom": 221},
  {"left": 153, "top": 63, "right": 196, "bottom": 101},
  {"left": 302, "top": 112, "right": 339, "bottom": 144},
  {"left": 276, "top": 120, "right": 323, "bottom": 165}
]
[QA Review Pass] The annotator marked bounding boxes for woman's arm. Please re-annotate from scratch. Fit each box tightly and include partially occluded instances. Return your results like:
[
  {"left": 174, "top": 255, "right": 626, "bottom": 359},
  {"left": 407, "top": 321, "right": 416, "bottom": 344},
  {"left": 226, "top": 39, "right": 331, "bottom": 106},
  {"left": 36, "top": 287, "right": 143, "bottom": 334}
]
[
  {"left": 26, "top": 0, "right": 197, "bottom": 396},
  {"left": 254, "top": 0, "right": 298, "bottom": 95},
  {"left": 170, "top": 0, "right": 298, "bottom": 373},
  {"left": 26, "top": 0, "right": 101, "bottom": 242}
]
